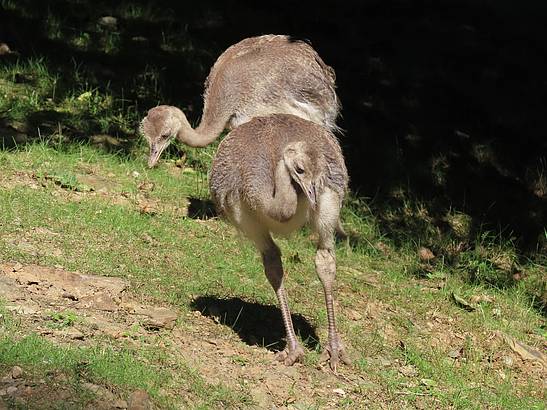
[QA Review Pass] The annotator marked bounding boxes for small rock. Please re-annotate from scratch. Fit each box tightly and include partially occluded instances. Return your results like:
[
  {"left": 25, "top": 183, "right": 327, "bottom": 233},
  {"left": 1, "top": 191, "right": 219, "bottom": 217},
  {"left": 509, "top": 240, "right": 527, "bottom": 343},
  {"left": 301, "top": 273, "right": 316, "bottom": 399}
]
[
  {"left": 399, "top": 365, "right": 418, "bottom": 377},
  {"left": 332, "top": 388, "right": 346, "bottom": 397},
  {"left": 6, "top": 386, "right": 17, "bottom": 395},
  {"left": 12, "top": 262, "right": 23, "bottom": 272},
  {"left": 98, "top": 16, "right": 117, "bottom": 29},
  {"left": 62, "top": 328, "right": 85, "bottom": 340},
  {"left": 448, "top": 349, "right": 462, "bottom": 359},
  {"left": 127, "top": 389, "right": 151, "bottom": 410},
  {"left": 0, "top": 42, "right": 12, "bottom": 55},
  {"left": 418, "top": 247, "right": 435, "bottom": 262},
  {"left": 502, "top": 355, "right": 514, "bottom": 368},
  {"left": 131, "top": 171, "right": 140, "bottom": 178},
  {"left": 140, "top": 306, "right": 178, "bottom": 330},
  {"left": 62, "top": 292, "right": 79, "bottom": 301},
  {"left": 10, "top": 366, "right": 23, "bottom": 379}
]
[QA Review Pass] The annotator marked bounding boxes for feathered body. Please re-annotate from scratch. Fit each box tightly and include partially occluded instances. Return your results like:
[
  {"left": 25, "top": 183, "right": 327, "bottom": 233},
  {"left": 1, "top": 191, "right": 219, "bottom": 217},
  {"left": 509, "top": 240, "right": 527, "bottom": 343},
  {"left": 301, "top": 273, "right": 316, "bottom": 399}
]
[
  {"left": 210, "top": 114, "right": 347, "bottom": 236},
  {"left": 203, "top": 34, "right": 340, "bottom": 132}
]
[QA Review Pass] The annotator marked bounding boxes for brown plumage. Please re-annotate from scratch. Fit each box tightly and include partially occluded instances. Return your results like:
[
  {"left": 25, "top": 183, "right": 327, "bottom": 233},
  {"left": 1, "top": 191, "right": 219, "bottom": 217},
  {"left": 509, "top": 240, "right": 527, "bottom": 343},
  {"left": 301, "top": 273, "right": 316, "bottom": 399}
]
[
  {"left": 209, "top": 114, "right": 350, "bottom": 371},
  {"left": 140, "top": 34, "right": 340, "bottom": 167}
]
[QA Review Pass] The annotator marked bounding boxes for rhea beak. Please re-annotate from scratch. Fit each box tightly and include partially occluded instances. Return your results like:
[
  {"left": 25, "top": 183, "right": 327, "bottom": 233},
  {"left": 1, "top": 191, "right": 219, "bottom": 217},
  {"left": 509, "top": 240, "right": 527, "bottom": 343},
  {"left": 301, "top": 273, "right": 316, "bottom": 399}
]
[
  {"left": 147, "top": 139, "right": 168, "bottom": 168},
  {"left": 301, "top": 180, "right": 317, "bottom": 210}
]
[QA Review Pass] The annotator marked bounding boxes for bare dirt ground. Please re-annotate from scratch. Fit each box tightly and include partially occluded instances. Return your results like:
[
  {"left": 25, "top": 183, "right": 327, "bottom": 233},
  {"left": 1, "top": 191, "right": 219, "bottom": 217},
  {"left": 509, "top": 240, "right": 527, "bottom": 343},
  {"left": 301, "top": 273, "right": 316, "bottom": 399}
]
[{"left": 0, "top": 262, "right": 377, "bottom": 409}]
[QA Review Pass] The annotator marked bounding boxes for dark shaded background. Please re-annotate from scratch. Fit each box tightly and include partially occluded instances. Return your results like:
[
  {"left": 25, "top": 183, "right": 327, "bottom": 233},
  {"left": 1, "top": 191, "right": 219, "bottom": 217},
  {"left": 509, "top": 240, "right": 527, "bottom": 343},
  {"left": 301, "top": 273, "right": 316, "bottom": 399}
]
[{"left": 1, "top": 0, "right": 546, "bottom": 252}]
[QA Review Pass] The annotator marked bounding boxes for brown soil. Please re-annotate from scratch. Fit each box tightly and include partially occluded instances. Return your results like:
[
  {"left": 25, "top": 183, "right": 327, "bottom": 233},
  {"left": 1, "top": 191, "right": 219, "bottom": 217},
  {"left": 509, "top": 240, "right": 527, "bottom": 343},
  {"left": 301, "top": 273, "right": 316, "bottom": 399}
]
[{"left": 0, "top": 262, "right": 378, "bottom": 409}]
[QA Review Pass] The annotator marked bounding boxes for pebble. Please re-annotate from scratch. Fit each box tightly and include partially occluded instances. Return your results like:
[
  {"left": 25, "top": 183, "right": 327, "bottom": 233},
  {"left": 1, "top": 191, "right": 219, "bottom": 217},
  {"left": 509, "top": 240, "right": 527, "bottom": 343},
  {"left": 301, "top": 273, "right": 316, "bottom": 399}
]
[
  {"left": 11, "top": 366, "right": 23, "bottom": 379},
  {"left": 6, "top": 386, "right": 17, "bottom": 395},
  {"left": 98, "top": 16, "right": 118, "bottom": 29},
  {"left": 333, "top": 388, "right": 346, "bottom": 397},
  {"left": 502, "top": 355, "right": 514, "bottom": 368}
]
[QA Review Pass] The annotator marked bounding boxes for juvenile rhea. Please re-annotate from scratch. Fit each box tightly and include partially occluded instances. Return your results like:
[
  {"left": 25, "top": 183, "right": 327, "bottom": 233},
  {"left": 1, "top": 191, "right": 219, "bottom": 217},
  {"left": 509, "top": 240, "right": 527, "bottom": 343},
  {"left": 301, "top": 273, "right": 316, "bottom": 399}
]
[
  {"left": 141, "top": 34, "right": 339, "bottom": 167},
  {"left": 209, "top": 114, "right": 350, "bottom": 370}
]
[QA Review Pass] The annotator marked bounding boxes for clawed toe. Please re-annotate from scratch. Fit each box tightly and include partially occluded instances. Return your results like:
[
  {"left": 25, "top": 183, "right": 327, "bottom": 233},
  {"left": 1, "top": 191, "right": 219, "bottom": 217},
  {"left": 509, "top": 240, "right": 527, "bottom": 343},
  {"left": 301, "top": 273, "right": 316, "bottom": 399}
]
[
  {"left": 320, "top": 338, "right": 351, "bottom": 372},
  {"left": 275, "top": 345, "right": 305, "bottom": 366}
]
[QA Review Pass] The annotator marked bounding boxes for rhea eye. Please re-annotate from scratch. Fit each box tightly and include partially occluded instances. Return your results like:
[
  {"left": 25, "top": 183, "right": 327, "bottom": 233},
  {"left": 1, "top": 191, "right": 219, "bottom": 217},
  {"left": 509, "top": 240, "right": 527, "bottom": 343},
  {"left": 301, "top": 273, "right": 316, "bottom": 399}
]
[{"left": 295, "top": 166, "right": 304, "bottom": 175}]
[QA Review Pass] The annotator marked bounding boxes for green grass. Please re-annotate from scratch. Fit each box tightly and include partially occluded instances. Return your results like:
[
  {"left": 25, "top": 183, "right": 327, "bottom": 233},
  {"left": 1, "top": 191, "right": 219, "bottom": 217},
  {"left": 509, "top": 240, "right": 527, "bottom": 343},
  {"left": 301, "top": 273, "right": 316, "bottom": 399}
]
[
  {"left": 0, "top": 302, "right": 253, "bottom": 409},
  {"left": 0, "top": 3, "right": 545, "bottom": 406},
  {"left": 0, "top": 143, "right": 544, "bottom": 409}
]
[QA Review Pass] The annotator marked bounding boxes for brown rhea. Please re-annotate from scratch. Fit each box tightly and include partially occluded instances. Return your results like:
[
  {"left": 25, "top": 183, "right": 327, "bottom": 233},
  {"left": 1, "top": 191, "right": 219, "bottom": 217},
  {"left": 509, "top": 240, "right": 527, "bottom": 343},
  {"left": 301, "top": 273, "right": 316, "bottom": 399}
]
[
  {"left": 209, "top": 114, "right": 350, "bottom": 371},
  {"left": 140, "top": 34, "right": 340, "bottom": 168}
]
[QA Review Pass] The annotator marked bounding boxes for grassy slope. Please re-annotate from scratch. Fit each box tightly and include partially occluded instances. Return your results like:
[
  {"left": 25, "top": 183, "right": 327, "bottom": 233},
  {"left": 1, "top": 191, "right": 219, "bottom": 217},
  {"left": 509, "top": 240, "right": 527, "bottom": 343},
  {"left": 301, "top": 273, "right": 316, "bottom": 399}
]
[
  {"left": 0, "top": 2, "right": 545, "bottom": 407},
  {"left": 0, "top": 143, "right": 545, "bottom": 409}
]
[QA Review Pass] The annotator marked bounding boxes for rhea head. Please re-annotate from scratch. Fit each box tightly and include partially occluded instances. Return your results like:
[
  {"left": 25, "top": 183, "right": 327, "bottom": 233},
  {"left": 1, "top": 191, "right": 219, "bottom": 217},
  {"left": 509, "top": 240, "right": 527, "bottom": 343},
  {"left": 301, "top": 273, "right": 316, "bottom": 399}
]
[{"left": 140, "top": 105, "right": 182, "bottom": 168}]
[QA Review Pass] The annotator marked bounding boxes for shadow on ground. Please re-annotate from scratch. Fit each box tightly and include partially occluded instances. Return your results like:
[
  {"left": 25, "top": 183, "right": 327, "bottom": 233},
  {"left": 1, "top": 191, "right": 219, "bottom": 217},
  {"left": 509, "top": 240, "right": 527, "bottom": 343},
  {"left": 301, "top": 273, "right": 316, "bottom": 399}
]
[
  {"left": 190, "top": 296, "right": 319, "bottom": 352},
  {"left": 187, "top": 197, "right": 217, "bottom": 220}
]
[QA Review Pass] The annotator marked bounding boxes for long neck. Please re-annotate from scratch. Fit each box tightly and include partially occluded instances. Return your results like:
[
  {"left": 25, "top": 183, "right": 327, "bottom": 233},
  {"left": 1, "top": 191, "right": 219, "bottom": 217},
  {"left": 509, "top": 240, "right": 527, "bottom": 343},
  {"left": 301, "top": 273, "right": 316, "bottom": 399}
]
[
  {"left": 174, "top": 109, "right": 228, "bottom": 148},
  {"left": 260, "top": 160, "right": 298, "bottom": 222}
]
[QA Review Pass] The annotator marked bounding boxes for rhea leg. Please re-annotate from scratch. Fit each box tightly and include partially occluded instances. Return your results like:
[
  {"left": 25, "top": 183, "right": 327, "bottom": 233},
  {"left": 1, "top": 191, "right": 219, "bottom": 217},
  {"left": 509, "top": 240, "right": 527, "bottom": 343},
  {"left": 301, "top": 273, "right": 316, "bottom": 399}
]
[
  {"left": 312, "top": 189, "right": 351, "bottom": 371},
  {"left": 261, "top": 238, "right": 305, "bottom": 364},
  {"left": 230, "top": 204, "right": 303, "bottom": 364}
]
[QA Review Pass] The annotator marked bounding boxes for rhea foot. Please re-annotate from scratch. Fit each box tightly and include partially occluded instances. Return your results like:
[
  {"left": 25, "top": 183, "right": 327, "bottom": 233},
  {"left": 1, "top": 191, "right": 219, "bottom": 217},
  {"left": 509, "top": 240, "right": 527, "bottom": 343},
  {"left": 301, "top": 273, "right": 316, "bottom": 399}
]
[
  {"left": 275, "top": 344, "right": 305, "bottom": 366},
  {"left": 320, "top": 334, "right": 351, "bottom": 372}
]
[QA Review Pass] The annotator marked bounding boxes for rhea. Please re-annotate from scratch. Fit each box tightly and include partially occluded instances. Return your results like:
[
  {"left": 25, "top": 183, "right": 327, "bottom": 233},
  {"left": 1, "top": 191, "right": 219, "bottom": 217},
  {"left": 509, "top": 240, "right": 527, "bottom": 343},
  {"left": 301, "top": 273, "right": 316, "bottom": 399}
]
[
  {"left": 140, "top": 34, "right": 340, "bottom": 167},
  {"left": 209, "top": 114, "right": 350, "bottom": 370}
]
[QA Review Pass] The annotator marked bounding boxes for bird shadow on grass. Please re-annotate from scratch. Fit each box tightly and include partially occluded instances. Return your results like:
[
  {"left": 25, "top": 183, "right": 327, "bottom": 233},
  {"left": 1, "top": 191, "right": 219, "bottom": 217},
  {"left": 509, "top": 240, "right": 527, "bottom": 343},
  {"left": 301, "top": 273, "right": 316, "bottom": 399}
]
[
  {"left": 187, "top": 197, "right": 217, "bottom": 220},
  {"left": 190, "top": 296, "right": 320, "bottom": 352}
]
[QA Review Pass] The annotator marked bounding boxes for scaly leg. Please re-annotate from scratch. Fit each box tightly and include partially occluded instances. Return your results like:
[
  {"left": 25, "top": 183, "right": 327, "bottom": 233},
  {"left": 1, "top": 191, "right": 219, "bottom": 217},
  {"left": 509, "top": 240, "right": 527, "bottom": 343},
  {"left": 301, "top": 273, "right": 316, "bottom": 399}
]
[
  {"left": 261, "top": 237, "right": 305, "bottom": 365},
  {"left": 315, "top": 248, "right": 350, "bottom": 371},
  {"left": 312, "top": 189, "right": 351, "bottom": 372}
]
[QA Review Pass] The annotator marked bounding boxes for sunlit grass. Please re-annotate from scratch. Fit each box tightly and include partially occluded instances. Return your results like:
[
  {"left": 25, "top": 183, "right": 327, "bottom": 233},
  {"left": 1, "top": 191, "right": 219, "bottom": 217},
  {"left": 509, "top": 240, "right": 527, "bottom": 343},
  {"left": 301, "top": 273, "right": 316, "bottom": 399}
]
[{"left": 0, "top": 143, "right": 544, "bottom": 408}]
